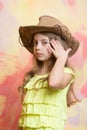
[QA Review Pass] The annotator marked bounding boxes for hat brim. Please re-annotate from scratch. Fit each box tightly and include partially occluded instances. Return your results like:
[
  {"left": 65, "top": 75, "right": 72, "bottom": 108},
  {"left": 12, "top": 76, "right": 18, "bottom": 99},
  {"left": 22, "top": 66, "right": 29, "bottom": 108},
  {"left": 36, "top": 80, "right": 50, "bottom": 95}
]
[{"left": 19, "top": 26, "right": 79, "bottom": 57}]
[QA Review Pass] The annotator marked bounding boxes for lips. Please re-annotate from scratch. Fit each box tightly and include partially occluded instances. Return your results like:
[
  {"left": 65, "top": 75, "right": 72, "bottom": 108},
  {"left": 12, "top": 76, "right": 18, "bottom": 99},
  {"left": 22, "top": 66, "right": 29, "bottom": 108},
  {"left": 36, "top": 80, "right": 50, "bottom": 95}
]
[{"left": 36, "top": 52, "right": 43, "bottom": 57}]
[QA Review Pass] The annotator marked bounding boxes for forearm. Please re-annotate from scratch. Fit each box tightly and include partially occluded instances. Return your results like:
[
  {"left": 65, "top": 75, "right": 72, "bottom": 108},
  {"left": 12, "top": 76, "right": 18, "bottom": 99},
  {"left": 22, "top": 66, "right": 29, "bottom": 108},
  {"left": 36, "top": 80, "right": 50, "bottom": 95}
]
[{"left": 48, "top": 58, "right": 66, "bottom": 89}]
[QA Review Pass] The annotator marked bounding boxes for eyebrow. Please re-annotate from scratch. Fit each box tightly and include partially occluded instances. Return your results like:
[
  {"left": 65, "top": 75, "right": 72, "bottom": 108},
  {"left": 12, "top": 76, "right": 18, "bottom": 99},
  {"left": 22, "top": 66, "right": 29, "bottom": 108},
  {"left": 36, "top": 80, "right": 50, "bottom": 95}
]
[{"left": 33, "top": 39, "right": 49, "bottom": 41}]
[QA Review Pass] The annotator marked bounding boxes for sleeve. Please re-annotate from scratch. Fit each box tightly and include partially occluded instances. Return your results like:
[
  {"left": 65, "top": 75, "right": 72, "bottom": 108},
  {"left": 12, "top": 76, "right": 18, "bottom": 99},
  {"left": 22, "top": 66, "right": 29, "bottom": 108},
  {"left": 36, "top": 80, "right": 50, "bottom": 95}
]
[
  {"left": 64, "top": 67, "right": 75, "bottom": 78},
  {"left": 64, "top": 67, "right": 75, "bottom": 87}
]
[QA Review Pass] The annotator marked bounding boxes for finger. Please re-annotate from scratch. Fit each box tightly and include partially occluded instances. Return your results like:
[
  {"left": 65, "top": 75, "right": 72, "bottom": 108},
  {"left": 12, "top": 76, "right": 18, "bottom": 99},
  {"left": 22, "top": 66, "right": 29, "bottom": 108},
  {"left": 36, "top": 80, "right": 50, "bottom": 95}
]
[
  {"left": 48, "top": 44, "right": 56, "bottom": 56},
  {"left": 50, "top": 39, "right": 59, "bottom": 50},
  {"left": 47, "top": 44, "right": 52, "bottom": 53},
  {"left": 48, "top": 42, "right": 56, "bottom": 52}
]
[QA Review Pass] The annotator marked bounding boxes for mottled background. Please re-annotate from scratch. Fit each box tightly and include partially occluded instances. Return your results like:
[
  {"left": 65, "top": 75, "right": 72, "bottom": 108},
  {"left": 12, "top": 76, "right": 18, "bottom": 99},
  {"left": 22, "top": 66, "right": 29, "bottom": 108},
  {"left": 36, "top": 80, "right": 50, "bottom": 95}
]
[{"left": 0, "top": 0, "right": 87, "bottom": 130}]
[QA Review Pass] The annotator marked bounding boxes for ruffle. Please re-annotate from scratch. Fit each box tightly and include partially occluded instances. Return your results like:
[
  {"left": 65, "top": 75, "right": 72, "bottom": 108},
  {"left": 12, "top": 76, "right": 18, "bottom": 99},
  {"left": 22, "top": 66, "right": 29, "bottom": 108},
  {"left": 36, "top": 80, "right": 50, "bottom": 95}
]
[
  {"left": 18, "top": 67, "right": 74, "bottom": 129},
  {"left": 22, "top": 128, "right": 64, "bottom": 130},
  {"left": 24, "top": 67, "right": 74, "bottom": 91},
  {"left": 23, "top": 87, "right": 68, "bottom": 105},
  {"left": 21, "top": 103, "right": 67, "bottom": 117},
  {"left": 19, "top": 114, "right": 66, "bottom": 129},
  {"left": 22, "top": 128, "right": 61, "bottom": 130},
  {"left": 24, "top": 76, "right": 48, "bottom": 90}
]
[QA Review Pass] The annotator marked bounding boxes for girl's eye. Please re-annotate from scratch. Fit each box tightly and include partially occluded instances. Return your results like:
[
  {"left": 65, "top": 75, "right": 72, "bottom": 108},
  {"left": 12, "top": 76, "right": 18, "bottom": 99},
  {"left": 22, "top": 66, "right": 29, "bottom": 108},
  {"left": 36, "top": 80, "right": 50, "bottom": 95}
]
[
  {"left": 33, "top": 41, "right": 38, "bottom": 46},
  {"left": 42, "top": 41, "right": 49, "bottom": 45},
  {"left": 33, "top": 41, "right": 49, "bottom": 46}
]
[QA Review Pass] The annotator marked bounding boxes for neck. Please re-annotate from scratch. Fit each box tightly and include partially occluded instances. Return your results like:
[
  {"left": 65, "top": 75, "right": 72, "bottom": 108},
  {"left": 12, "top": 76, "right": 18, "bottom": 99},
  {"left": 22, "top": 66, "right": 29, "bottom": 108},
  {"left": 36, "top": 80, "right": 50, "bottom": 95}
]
[
  {"left": 36, "top": 65, "right": 48, "bottom": 75},
  {"left": 36, "top": 60, "right": 51, "bottom": 75}
]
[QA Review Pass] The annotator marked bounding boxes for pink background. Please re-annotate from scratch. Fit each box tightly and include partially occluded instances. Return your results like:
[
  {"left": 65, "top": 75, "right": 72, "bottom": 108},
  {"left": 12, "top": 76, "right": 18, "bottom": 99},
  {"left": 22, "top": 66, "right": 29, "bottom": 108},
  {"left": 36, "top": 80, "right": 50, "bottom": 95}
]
[{"left": 0, "top": 0, "right": 87, "bottom": 130}]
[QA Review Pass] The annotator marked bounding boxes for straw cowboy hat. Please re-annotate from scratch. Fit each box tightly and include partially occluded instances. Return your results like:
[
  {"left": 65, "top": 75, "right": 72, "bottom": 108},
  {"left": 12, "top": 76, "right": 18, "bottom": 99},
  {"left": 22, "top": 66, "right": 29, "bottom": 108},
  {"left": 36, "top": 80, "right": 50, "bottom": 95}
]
[{"left": 19, "top": 15, "right": 79, "bottom": 57}]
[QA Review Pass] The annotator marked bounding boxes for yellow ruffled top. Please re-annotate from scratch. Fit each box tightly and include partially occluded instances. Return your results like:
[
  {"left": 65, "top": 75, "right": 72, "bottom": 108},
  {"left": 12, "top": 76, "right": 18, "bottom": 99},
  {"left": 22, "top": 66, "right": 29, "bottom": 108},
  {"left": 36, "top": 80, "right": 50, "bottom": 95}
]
[{"left": 18, "top": 67, "right": 74, "bottom": 130}]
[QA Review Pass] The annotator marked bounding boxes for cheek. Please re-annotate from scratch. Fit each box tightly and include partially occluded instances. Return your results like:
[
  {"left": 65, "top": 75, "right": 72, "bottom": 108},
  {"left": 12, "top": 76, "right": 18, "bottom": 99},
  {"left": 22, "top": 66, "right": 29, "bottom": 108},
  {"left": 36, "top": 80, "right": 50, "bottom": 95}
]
[
  {"left": 47, "top": 51, "right": 52, "bottom": 58},
  {"left": 46, "top": 46, "right": 52, "bottom": 55}
]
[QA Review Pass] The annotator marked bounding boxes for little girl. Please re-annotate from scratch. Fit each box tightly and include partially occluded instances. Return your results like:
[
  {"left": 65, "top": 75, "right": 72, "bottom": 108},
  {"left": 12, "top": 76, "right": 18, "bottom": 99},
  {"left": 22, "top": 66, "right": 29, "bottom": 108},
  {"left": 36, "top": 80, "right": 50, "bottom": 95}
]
[{"left": 17, "top": 16, "right": 79, "bottom": 130}]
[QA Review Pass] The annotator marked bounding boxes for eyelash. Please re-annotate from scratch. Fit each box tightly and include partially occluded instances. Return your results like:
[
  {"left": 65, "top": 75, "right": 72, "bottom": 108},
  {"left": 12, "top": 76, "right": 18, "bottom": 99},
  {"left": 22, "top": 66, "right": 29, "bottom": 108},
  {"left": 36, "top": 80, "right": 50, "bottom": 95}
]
[
  {"left": 42, "top": 42, "right": 49, "bottom": 44},
  {"left": 33, "top": 41, "right": 49, "bottom": 46}
]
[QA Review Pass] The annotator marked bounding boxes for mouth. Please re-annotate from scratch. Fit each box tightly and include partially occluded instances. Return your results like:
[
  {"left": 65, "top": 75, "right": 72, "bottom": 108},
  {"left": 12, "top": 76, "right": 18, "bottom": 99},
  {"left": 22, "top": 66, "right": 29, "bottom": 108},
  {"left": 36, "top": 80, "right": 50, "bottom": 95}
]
[{"left": 36, "top": 52, "right": 43, "bottom": 57}]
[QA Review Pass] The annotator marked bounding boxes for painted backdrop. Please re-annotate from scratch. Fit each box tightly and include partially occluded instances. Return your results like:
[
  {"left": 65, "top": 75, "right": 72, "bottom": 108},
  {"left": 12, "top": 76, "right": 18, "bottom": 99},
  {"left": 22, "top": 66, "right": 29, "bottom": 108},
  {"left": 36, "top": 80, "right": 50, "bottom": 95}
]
[{"left": 0, "top": 0, "right": 87, "bottom": 130}]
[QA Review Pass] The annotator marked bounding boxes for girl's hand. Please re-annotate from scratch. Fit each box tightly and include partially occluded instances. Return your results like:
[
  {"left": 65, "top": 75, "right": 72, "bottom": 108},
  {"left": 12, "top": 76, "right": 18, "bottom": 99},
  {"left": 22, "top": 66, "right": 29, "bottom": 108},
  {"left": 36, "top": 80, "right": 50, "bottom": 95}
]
[
  {"left": 48, "top": 39, "right": 71, "bottom": 61},
  {"left": 67, "top": 84, "right": 83, "bottom": 107},
  {"left": 67, "top": 86, "right": 78, "bottom": 107}
]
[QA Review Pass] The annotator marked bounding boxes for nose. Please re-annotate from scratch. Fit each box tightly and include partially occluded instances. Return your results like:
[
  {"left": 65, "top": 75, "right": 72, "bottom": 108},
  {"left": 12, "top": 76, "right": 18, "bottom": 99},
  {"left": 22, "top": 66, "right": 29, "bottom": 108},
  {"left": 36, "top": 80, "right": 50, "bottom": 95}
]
[{"left": 36, "top": 42, "right": 42, "bottom": 50}]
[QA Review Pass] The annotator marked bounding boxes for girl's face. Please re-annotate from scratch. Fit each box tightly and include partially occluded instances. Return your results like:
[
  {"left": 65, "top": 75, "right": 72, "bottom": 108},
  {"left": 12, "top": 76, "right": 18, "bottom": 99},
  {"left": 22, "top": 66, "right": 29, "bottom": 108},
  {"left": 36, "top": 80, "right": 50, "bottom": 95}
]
[{"left": 33, "top": 33, "right": 52, "bottom": 62}]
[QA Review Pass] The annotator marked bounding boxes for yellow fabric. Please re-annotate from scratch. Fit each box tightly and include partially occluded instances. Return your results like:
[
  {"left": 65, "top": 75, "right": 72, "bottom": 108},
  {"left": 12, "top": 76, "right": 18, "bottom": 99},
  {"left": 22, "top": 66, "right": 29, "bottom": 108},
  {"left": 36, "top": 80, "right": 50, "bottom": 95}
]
[{"left": 18, "top": 67, "right": 74, "bottom": 130}]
